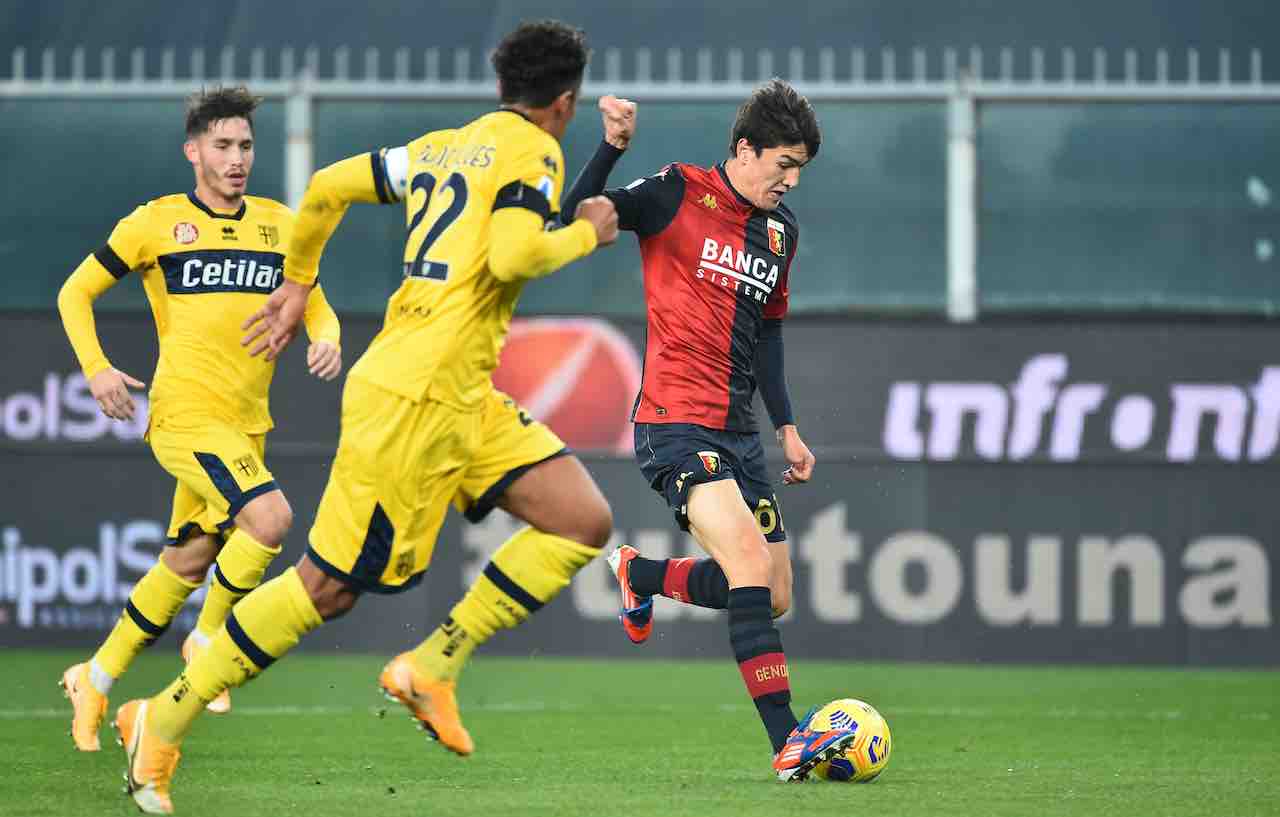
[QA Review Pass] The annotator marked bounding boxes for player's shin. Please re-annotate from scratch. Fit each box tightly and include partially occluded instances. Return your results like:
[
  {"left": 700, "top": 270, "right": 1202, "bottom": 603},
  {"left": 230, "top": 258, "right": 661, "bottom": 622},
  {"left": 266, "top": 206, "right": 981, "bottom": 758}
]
[
  {"left": 148, "top": 567, "right": 321, "bottom": 743},
  {"left": 92, "top": 560, "right": 201, "bottom": 691},
  {"left": 728, "top": 586, "right": 798, "bottom": 753},
  {"left": 411, "top": 527, "right": 600, "bottom": 680},
  {"left": 628, "top": 556, "right": 730, "bottom": 609},
  {"left": 193, "top": 528, "right": 282, "bottom": 639}
]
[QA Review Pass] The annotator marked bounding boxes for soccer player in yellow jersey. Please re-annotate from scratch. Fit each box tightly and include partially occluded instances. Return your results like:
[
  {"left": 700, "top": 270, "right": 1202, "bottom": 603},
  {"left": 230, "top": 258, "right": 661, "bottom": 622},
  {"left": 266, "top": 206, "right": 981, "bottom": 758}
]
[
  {"left": 111, "top": 23, "right": 620, "bottom": 814},
  {"left": 55, "top": 86, "right": 342, "bottom": 756}
]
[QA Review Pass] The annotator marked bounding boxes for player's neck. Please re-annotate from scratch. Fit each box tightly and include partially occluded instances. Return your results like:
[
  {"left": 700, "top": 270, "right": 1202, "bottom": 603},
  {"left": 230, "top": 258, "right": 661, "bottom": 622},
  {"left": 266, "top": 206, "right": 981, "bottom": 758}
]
[
  {"left": 720, "top": 161, "right": 755, "bottom": 206},
  {"left": 500, "top": 104, "right": 558, "bottom": 138},
  {"left": 192, "top": 185, "right": 244, "bottom": 214}
]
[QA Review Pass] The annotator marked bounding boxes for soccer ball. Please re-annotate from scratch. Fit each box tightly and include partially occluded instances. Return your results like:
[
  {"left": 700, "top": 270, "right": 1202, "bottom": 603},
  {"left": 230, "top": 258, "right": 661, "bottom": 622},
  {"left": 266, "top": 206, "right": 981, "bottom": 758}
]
[{"left": 808, "top": 698, "right": 892, "bottom": 782}]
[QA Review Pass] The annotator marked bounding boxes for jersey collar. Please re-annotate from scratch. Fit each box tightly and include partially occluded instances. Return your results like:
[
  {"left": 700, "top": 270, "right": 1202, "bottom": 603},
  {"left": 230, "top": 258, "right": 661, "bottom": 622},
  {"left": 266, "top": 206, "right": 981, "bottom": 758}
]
[
  {"left": 187, "top": 192, "right": 247, "bottom": 221},
  {"left": 496, "top": 107, "right": 535, "bottom": 124},
  {"left": 714, "top": 162, "right": 756, "bottom": 211}
]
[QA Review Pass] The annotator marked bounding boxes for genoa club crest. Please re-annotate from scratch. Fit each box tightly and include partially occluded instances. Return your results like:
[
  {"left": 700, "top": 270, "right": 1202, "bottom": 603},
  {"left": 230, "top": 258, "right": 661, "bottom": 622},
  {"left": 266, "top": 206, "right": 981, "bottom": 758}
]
[
  {"left": 698, "top": 450, "right": 721, "bottom": 474},
  {"left": 173, "top": 222, "right": 199, "bottom": 244},
  {"left": 766, "top": 218, "right": 786, "bottom": 257}
]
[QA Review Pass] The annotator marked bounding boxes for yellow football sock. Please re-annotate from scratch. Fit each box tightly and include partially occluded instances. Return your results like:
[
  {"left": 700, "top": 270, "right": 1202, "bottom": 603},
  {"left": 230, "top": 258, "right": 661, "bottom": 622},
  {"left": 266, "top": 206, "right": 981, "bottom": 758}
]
[
  {"left": 412, "top": 528, "right": 600, "bottom": 680},
  {"left": 193, "top": 528, "right": 281, "bottom": 638},
  {"left": 148, "top": 567, "right": 321, "bottom": 743},
  {"left": 92, "top": 559, "right": 200, "bottom": 684}
]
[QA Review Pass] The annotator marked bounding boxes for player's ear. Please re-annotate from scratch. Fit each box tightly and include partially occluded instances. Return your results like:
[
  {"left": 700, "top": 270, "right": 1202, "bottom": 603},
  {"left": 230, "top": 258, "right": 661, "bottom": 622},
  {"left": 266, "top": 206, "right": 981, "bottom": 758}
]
[
  {"left": 182, "top": 139, "right": 199, "bottom": 166},
  {"left": 552, "top": 88, "right": 576, "bottom": 120}
]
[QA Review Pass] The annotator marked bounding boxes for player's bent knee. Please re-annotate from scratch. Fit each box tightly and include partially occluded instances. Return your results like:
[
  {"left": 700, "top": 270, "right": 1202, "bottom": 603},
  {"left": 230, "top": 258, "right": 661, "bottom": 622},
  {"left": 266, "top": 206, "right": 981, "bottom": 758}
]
[
  {"left": 577, "top": 497, "right": 613, "bottom": 550},
  {"left": 160, "top": 537, "right": 219, "bottom": 584},
  {"left": 236, "top": 491, "right": 294, "bottom": 545},
  {"left": 295, "top": 555, "right": 359, "bottom": 621}
]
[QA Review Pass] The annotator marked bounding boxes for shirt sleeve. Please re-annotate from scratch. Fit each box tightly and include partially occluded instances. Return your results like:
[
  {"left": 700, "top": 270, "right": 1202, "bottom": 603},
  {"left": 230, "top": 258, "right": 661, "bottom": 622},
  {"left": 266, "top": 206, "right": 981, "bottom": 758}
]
[
  {"left": 753, "top": 318, "right": 795, "bottom": 428},
  {"left": 492, "top": 139, "right": 566, "bottom": 225},
  {"left": 488, "top": 141, "right": 599, "bottom": 282},
  {"left": 99, "top": 204, "right": 153, "bottom": 278},
  {"left": 603, "top": 164, "right": 685, "bottom": 238},
  {"left": 286, "top": 151, "right": 390, "bottom": 285},
  {"left": 560, "top": 140, "right": 625, "bottom": 226},
  {"left": 302, "top": 283, "right": 341, "bottom": 345},
  {"left": 55, "top": 206, "right": 151, "bottom": 379}
]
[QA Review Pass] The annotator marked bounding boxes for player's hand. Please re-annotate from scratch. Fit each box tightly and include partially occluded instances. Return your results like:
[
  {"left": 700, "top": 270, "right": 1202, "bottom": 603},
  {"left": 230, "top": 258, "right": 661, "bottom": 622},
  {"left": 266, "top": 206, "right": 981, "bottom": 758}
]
[
  {"left": 307, "top": 340, "right": 342, "bottom": 381},
  {"left": 89, "top": 368, "right": 146, "bottom": 421},
  {"left": 778, "top": 424, "right": 815, "bottom": 485},
  {"left": 242, "top": 279, "right": 311, "bottom": 361},
  {"left": 576, "top": 196, "right": 619, "bottom": 247},
  {"left": 599, "top": 95, "right": 637, "bottom": 150}
]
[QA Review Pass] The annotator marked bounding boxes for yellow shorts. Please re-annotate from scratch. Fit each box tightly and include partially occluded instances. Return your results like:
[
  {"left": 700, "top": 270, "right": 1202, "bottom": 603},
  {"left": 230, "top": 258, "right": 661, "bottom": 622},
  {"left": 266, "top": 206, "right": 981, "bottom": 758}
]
[
  {"left": 146, "top": 415, "right": 274, "bottom": 546},
  {"left": 307, "top": 379, "right": 566, "bottom": 593}
]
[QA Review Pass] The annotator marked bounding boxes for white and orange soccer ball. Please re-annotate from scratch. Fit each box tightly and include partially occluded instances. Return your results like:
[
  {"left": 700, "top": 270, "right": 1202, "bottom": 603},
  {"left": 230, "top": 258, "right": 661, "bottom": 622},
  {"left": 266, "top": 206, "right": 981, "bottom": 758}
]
[{"left": 808, "top": 698, "right": 892, "bottom": 782}]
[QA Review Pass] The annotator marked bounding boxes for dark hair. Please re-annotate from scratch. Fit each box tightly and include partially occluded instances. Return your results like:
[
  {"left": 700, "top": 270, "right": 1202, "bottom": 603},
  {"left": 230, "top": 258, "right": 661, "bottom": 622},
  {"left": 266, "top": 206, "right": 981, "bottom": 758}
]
[
  {"left": 728, "top": 78, "right": 821, "bottom": 160},
  {"left": 185, "top": 85, "right": 262, "bottom": 138},
  {"left": 491, "top": 20, "right": 589, "bottom": 108}
]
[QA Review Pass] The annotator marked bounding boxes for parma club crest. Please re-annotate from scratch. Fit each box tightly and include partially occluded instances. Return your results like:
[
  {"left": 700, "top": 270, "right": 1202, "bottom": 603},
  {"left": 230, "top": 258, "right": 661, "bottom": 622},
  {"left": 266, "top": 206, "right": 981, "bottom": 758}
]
[
  {"left": 766, "top": 218, "right": 786, "bottom": 256},
  {"left": 173, "top": 222, "right": 199, "bottom": 244}
]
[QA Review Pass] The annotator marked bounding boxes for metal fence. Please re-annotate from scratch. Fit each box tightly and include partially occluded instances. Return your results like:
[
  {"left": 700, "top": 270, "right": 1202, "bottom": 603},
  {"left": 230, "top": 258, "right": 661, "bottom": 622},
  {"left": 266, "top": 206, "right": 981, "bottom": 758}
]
[{"left": 4, "top": 45, "right": 1280, "bottom": 320}]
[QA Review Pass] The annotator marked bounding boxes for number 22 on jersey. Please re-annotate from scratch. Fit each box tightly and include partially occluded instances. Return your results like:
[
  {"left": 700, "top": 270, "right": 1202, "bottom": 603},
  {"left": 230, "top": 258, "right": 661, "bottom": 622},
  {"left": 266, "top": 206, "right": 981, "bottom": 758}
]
[{"left": 404, "top": 171, "right": 468, "bottom": 282}]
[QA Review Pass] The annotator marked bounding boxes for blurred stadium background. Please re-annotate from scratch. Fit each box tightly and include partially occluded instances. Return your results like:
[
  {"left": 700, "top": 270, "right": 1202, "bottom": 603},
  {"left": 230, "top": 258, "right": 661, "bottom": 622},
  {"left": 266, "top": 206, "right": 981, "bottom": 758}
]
[{"left": 1, "top": 2, "right": 1278, "bottom": 813}]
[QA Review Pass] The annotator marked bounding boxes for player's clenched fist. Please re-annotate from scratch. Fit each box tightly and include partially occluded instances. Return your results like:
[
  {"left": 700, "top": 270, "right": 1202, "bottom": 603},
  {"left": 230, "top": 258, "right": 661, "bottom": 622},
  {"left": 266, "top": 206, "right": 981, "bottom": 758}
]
[
  {"left": 599, "top": 95, "right": 637, "bottom": 150},
  {"left": 575, "top": 196, "right": 619, "bottom": 246}
]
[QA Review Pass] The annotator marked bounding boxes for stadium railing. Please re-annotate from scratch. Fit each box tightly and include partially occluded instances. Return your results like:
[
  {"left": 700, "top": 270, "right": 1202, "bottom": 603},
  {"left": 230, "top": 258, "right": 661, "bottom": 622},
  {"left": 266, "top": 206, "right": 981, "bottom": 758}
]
[{"left": 3, "top": 45, "right": 1279, "bottom": 320}]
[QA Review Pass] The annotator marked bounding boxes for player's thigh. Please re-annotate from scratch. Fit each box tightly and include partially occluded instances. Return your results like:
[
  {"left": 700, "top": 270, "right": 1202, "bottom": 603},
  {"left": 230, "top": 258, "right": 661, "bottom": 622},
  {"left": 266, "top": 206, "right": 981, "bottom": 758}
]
[
  {"left": 687, "top": 478, "right": 772, "bottom": 587},
  {"left": 734, "top": 434, "right": 792, "bottom": 612},
  {"left": 149, "top": 419, "right": 278, "bottom": 537},
  {"left": 309, "top": 378, "right": 475, "bottom": 593},
  {"left": 498, "top": 455, "right": 612, "bottom": 548},
  {"left": 455, "top": 390, "right": 612, "bottom": 547}
]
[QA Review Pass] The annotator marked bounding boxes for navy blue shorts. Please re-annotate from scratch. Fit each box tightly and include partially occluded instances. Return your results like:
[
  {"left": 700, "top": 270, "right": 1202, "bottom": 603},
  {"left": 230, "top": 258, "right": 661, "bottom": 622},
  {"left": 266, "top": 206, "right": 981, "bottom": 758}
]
[{"left": 633, "top": 422, "right": 786, "bottom": 543}]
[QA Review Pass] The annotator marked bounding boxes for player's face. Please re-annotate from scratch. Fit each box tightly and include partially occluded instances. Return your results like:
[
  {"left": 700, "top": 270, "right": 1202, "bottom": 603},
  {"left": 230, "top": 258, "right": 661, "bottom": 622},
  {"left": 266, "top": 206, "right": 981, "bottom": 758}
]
[
  {"left": 186, "top": 117, "right": 254, "bottom": 206},
  {"left": 735, "top": 141, "right": 809, "bottom": 211}
]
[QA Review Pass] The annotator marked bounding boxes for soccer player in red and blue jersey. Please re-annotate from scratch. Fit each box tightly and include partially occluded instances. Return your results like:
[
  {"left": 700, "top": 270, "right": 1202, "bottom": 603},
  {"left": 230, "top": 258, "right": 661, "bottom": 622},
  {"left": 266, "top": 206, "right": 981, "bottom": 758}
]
[{"left": 563, "top": 79, "right": 854, "bottom": 780}]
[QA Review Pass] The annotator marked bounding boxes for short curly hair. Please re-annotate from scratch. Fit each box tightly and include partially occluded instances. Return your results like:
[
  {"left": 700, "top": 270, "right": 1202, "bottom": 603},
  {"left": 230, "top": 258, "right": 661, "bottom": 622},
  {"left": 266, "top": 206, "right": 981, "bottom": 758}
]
[
  {"left": 491, "top": 20, "right": 589, "bottom": 108},
  {"left": 185, "top": 85, "right": 262, "bottom": 138}
]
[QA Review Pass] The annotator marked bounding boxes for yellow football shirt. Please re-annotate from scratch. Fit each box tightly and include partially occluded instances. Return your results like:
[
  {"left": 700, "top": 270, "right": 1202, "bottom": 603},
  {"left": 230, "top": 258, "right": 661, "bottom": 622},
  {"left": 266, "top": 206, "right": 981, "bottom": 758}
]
[
  {"left": 60, "top": 193, "right": 340, "bottom": 433},
  {"left": 289, "top": 109, "right": 596, "bottom": 410}
]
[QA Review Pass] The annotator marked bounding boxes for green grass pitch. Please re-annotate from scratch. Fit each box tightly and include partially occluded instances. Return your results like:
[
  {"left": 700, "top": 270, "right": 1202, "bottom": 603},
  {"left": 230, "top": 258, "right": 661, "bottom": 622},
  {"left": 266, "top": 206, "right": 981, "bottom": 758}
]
[{"left": 3, "top": 650, "right": 1277, "bottom": 817}]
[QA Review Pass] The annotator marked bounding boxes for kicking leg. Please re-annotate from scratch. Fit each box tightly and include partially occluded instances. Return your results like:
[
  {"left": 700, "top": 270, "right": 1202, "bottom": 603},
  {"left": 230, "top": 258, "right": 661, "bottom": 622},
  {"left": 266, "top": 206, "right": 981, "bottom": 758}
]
[
  {"left": 411, "top": 455, "right": 609, "bottom": 679},
  {"left": 118, "top": 554, "right": 340, "bottom": 815}
]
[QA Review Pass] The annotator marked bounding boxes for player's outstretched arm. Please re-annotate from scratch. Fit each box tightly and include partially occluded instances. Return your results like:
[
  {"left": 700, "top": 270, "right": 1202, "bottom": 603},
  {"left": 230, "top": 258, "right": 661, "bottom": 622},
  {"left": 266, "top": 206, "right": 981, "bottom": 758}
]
[
  {"left": 560, "top": 95, "right": 636, "bottom": 224},
  {"left": 489, "top": 196, "right": 617, "bottom": 282},
  {"left": 302, "top": 284, "right": 342, "bottom": 380},
  {"left": 56, "top": 254, "right": 146, "bottom": 421},
  {"left": 286, "top": 153, "right": 389, "bottom": 288},
  {"left": 243, "top": 152, "right": 388, "bottom": 359}
]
